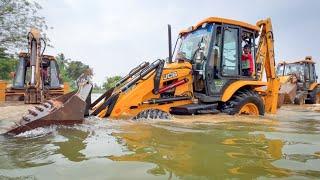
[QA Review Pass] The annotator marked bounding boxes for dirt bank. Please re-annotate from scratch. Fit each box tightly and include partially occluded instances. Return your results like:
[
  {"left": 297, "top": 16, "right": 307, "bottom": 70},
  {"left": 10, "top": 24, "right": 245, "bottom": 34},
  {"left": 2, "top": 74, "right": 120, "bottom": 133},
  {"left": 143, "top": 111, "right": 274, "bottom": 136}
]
[{"left": 0, "top": 102, "right": 32, "bottom": 134}]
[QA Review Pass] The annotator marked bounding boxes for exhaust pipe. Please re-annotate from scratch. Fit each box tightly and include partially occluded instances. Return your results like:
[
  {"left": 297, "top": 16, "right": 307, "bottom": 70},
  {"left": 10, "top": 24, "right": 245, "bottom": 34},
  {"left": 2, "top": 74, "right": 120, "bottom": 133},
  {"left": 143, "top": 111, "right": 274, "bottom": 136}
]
[{"left": 168, "top": 24, "right": 173, "bottom": 63}]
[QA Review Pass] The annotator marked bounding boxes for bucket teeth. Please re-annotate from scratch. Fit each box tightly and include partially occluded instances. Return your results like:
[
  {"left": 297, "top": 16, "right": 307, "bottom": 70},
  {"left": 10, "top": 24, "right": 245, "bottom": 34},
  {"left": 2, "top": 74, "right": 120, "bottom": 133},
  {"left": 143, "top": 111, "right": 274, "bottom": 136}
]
[
  {"left": 22, "top": 116, "right": 31, "bottom": 122},
  {"left": 35, "top": 106, "right": 44, "bottom": 112},
  {"left": 28, "top": 109, "right": 38, "bottom": 116},
  {"left": 41, "top": 101, "right": 53, "bottom": 108},
  {"left": 5, "top": 81, "right": 92, "bottom": 136},
  {"left": 41, "top": 102, "right": 49, "bottom": 108}
]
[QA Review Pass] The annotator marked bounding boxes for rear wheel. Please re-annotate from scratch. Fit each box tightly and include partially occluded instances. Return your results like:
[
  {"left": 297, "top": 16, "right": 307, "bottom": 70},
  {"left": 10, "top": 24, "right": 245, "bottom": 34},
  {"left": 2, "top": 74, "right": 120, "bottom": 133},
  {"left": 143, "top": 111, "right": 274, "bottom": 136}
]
[
  {"left": 133, "top": 109, "right": 171, "bottom": 120},
  {"left": 221, "top": 89, "right": 264, "bottom": 116}
]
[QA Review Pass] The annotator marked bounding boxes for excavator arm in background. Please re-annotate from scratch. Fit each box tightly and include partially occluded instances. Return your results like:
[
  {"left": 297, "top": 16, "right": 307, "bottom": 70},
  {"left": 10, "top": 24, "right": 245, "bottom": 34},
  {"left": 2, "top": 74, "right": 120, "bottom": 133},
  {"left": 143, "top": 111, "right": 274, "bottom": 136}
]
[
  {"left": 2, "top": 28, "right": 69, "bottom": 104},
  {"left": 255, "top": 18, "right": 280, "bottom": 114}
]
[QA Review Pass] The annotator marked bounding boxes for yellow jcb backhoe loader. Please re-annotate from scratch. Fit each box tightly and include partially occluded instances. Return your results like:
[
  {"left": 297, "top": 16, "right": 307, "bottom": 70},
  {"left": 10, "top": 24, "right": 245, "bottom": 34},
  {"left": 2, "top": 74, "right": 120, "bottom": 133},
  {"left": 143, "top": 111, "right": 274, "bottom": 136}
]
[
  {"left": 5, "top": 17, "right": 280, "bottom": 135},
  {"left": 0, "top": 28, "right": 69, "bottom": 104},
  {"left": 277, "top": 56, "right": 320, "bottom": 105}
]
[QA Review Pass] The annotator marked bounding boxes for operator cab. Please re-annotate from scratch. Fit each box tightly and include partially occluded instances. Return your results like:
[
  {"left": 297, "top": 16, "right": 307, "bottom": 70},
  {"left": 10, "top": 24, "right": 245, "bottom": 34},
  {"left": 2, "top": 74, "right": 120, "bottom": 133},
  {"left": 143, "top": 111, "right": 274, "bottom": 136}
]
[
  {"left": 277, "top": 56, "right": 318, "bottom": 90},
  {"left": 174, "top": 17, "right": 259, "bottom": 102},
  {"left": 13, "top": 53, "right": 62, "bottom": 89}
]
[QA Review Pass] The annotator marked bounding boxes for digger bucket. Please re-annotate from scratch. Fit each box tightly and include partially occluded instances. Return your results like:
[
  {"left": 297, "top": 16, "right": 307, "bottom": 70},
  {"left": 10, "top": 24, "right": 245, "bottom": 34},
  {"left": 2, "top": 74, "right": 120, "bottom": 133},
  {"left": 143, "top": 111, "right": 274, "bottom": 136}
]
[
  {"left": 5, "top": 82, "right": 93, "bottom": 136},
  {"left": 278, "top": 81, "right": 298, "bottom": 107}
]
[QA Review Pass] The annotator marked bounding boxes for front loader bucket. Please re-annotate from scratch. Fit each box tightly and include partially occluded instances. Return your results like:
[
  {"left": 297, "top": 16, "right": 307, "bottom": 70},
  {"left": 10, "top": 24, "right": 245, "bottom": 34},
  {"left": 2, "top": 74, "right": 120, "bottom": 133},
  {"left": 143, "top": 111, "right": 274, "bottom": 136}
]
[
  {"left": 278, "top": 82, "right": 297, "bottom": 106},
  {"left": 4, "top": 82, "right": 93, "bottom": 136}
]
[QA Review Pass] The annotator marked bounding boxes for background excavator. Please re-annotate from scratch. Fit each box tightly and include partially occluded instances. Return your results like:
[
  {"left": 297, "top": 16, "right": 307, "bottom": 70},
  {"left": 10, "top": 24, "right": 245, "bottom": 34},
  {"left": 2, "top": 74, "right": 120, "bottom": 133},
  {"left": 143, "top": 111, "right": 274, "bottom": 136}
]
[
  {"left": 277, "top": 56, "right": 320, "bottom": 105},
  {"left": 0, "top": 28, "right": 69, "bottom": 104},
  {"left": 5, "top": 17, "right": 280, "bottom": 135}
]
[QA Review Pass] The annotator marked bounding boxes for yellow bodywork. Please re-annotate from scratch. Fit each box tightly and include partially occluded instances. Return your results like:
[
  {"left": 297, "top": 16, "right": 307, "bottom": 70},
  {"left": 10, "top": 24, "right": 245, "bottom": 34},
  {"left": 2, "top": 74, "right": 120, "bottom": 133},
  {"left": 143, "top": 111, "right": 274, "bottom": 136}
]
[
  {"left": 179, "top": 17, "right": 260, "bottom": 35},
  {"left": 221, "top": 81, "right": 267, "bottom": 102},
  {"left": 97, "top": 62, "right": 193, "bottom": 119},
  {"left": 93, "top": 17, "right": 280, "bottom": 118},
  {"left": 0, "top": 81, "right": 7, "bottom": 101},
  {"left": 309, "top": 82, "right": 319, "bottom": 91},
  {"left": 279, "top": 76, "right": 291, "bottom": 84},
  {"left": 63, "top": 82, "right": 71, "bottom": 94}
]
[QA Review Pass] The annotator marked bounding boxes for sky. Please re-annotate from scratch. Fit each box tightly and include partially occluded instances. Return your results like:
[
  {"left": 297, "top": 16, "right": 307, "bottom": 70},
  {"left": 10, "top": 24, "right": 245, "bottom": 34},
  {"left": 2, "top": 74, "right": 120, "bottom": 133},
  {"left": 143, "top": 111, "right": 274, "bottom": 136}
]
[{"left": 38, "top": 0, "right": 320, "bottom": 85}]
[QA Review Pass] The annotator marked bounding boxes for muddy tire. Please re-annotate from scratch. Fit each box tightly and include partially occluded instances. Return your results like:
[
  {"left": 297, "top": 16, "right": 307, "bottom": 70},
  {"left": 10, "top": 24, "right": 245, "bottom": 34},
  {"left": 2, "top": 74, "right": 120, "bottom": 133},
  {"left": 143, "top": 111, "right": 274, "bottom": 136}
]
[
  {"left": 221, "top": 89, "right": 264, "bottom": 116},
  {"left": 133, "top": 109, "right": 171, "bottom": 120},
  {"left": 305, "top": 87, "right": 320, "bottom": 104}
]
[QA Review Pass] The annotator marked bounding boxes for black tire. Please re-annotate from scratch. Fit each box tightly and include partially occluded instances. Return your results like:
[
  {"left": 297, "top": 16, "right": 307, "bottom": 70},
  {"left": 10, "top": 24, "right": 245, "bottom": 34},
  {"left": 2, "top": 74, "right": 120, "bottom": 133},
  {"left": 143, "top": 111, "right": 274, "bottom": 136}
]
[
  {"left": 305, "top": 87, "right": 320, "bottom": 104},
  {"left": 221, "top": 89, "right": 265, "bottom": 115},
  {"left": 133, "top": 109, "right": 171, "bottom": 120}
]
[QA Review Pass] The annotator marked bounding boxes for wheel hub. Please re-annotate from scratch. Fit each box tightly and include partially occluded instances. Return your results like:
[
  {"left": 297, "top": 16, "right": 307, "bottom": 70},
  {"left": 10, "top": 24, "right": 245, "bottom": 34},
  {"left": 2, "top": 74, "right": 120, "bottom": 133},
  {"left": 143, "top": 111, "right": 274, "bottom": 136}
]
[{"left": 239, "top": 103, "right": 259, "bottom": 115}]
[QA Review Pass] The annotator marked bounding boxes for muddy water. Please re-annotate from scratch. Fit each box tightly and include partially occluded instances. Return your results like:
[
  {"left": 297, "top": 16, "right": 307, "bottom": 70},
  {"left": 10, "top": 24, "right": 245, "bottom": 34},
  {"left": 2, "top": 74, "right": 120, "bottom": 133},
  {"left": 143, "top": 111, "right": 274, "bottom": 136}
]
[{"left": 0, "top": 104, "right": 319, "bottom": 179}]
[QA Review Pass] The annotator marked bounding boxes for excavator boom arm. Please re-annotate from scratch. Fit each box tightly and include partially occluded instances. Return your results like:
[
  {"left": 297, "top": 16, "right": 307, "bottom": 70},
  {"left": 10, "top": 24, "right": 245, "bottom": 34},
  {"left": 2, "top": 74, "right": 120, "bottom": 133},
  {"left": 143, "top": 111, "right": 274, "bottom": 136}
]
[{"left": 256, "top": 18, "right": 280, "bottom": 114}]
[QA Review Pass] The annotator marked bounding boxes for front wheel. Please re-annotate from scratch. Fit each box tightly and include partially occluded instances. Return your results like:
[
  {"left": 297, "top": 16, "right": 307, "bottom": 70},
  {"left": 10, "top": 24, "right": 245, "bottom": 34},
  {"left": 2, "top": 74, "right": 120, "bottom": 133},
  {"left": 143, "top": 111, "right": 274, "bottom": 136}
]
[
  {"left": 221, "top": 89, "right": 265, "bottom": 116},
  {"left": 133, "top": 109, "right": 171, "bottom": 120}
]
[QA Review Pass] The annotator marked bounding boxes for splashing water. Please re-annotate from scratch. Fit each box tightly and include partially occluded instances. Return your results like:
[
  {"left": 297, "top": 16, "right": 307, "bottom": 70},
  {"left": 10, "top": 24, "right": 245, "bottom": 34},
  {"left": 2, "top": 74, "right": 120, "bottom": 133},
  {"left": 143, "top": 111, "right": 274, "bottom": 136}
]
[{"left": 0, "top": 104, "right": 320, "bottom": 179}]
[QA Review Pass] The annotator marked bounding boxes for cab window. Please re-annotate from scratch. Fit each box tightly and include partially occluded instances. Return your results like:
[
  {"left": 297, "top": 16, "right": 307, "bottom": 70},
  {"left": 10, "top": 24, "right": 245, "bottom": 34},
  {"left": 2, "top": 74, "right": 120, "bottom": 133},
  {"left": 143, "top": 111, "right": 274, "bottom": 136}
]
[
  {"left": 309, "top": 63, "right": 315, "bottom": 82},
  {"left": 241, "top": 31, "right": 255, "bottom": 76},
  {"left": 221, "top": 27, "right": 239, "bottom": 76}
]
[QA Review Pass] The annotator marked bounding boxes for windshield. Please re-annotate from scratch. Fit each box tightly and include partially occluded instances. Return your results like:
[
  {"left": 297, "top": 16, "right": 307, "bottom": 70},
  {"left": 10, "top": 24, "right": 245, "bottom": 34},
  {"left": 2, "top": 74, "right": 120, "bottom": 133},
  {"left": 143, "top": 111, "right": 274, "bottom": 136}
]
[
  {"left": 283, "top": 63, "right": 304, "bottom": 76},
  {"left": 175, "top": 24, "right": 213, "bottom": 61},
  {"left": 276, "top": 64, "right": 284, "bottom": 76},
  {"left": 277, "top": 63, "right": 306, "bottom": 77}
]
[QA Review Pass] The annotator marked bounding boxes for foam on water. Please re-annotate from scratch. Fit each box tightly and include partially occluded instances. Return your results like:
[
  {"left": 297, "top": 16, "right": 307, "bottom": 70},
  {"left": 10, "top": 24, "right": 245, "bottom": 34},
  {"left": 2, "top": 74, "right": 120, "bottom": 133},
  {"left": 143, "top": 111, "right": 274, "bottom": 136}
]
[{"left": 15, "top": 126, "right": 58, "bottom": 138}]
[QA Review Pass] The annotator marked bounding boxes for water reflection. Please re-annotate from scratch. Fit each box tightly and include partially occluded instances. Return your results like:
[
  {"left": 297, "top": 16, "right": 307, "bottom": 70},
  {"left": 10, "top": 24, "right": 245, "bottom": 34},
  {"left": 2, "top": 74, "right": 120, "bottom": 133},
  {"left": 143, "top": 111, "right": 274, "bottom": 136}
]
[
  {"left": 0, "top": 104, "right": 319, "bottom": 179},
  {"left": 0, "top": 132, "right": 55, "bottom": 169},
  {"left": 110, "top": 123, "right": 290, "bottom": 179},
  {"left": 53, "top": 128, "right": 89, "bottom": 162}
]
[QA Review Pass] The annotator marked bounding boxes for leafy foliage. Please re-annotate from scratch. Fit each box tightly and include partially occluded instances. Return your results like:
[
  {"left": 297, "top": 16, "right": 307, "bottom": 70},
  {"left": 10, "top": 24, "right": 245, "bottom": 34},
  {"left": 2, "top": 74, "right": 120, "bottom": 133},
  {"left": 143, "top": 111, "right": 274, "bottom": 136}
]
[
  {"left": 0, "top": 48, "right": 17, "bottom": 80},
  {"left": 55, "top": 53, "right": 72, "bottom": 83},
  {"left": 55, "top": 53, "right": 92, "bottom": 89},
  {"left": 0, "top": 0, "right": 50, "bottom": 52},
  {"left": 102, "top": 76, "right": 122, "bottom": 90}
]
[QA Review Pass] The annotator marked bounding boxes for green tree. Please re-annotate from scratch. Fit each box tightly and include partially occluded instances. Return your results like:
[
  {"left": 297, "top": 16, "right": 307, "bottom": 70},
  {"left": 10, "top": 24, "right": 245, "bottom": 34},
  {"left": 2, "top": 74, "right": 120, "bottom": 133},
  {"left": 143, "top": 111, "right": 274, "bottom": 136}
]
[
  {"left": 102, "top": 76, "right": 122, "bottom": 90},
  {"left": 0, "top": 48, "right": 17, "bottom": 80},
  {"left": 55, "top": 53, "right": 72, "bottom": 83},
  {"left": 67, "top": 61, "right": 91, "bottom": 81},
  {"left": 55, "top": 53, "right": 92, "bottom": 89},
  {"left": 0, "top": 0, "right": 50, "bottom": 52}
]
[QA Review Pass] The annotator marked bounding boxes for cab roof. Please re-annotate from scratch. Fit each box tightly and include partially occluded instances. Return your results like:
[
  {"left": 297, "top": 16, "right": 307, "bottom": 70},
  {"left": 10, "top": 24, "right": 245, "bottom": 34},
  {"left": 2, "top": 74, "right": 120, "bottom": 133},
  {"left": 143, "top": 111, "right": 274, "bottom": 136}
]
[
  {"left": 278, "top": 56, "right": 316, "bottom": 65},
  {"left": 179, "top": 17, "right": 260, "bottom": 35}
]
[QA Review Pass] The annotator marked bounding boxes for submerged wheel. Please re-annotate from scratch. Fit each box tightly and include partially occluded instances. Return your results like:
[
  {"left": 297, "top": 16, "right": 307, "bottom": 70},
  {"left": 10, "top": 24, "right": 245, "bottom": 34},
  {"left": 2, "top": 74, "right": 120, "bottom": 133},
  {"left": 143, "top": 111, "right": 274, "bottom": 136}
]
[
  {"left": 305, "top": 87, "right": 320, "bottom": 104},
  {"left": 239, "top": 103, "right": 260, "bottom": 115},
  {"left": 221, "top": 89, "right": 264, "bottom": 116},
  {"left": 133, "top": 109, "right": 171, "bottom": 120}
]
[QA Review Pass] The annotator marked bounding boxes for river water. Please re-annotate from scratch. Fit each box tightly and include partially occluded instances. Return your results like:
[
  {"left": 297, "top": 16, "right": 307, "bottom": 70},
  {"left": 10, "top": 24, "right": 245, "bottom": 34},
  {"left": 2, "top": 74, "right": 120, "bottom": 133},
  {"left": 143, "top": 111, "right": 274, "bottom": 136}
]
[{"left": 0, "top": 104, "right": 319, "bottom": 179}]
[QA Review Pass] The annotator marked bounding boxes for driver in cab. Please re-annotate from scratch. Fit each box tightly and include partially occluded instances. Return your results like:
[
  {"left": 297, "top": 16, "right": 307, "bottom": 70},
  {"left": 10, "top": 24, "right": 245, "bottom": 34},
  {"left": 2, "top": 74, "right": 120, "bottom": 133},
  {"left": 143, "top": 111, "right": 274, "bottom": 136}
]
[{"left": 241, "top": 44, "right": 253, "bottom": 76}]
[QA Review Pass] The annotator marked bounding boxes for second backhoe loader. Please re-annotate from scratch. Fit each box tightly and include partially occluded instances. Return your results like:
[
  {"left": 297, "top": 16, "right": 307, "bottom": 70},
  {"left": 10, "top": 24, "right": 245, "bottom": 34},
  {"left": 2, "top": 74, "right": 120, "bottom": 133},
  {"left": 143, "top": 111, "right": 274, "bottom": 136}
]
[
  {"left": 5, "top": 17, "right": 280, "bottom": 135},
  {"left": 277, "top": 56, "right": 320, "bottom": 105},
  {"left": 0, "top": 28, "right": 69, "bottom": 104}
]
